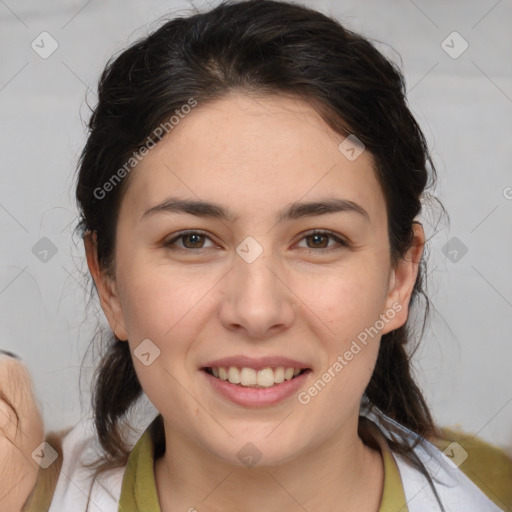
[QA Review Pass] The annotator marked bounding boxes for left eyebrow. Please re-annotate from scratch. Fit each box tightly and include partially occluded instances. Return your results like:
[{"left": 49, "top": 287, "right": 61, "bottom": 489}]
[{"left": 140, "top": 197, "right": 371, "bottom": 224}]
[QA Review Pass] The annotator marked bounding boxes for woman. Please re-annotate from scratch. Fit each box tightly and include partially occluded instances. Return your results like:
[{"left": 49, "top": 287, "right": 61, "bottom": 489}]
[{"left": 1, "top": 1, "right": 511, "bottom": 510}]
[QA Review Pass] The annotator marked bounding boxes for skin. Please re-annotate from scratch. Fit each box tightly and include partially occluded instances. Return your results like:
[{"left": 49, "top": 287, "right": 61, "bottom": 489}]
[
  {"left": 85, "top": 92, "right": 425, "bottom": 511},
  {"left": 0, "top": 356, "right": 44, "bottom": 512}
]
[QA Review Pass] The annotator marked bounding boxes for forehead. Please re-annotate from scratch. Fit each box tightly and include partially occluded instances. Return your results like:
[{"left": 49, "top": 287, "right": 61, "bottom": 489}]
[{"left": 121, "top": 92, "right": 386, "bottom": 226}]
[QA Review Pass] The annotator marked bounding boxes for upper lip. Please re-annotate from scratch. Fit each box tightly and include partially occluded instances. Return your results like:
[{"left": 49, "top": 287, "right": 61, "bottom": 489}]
[{"left": 201, "top": 355, "right": 311, "bottom": 371}]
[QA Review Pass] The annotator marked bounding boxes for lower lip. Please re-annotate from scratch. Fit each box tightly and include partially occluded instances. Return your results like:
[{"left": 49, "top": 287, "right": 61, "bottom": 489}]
[{"left": 201, "top": 369, "right": 311, "bottom": 407}]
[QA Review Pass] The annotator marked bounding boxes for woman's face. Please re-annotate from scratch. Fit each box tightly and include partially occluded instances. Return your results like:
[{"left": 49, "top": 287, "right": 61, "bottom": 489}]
[{"left": 89, "top": 92, "right": 423, "bottom": 466}]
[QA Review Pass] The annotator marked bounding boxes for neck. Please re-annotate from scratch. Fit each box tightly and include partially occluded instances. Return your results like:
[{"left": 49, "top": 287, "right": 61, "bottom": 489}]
[{"left": 154, "top": 414, "right": 384, "bottom": 512}]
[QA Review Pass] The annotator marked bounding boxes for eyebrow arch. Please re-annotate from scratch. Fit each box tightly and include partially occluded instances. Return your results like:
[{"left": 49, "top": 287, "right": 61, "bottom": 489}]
[{"left": 140, "top": 197, "right": 370, "bottom": 223}]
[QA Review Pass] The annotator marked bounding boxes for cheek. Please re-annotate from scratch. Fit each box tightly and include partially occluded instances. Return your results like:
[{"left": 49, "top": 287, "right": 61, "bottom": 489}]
[
  {"left": 118, "top": 263, "right": 210, "bottom": 341},
  {"left": 301, "top": 264, "right": 387, "bottom": 393},
  {"left": 116, "top": 267, "right": 208, "bottom": 415},
  {"left": 302, "top": 263, "right": 390, "bottom": 335}
]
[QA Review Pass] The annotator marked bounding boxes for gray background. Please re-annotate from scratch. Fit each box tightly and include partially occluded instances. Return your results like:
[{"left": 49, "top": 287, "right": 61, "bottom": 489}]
[{"left": 1, "top": 0, "right": 511, "bottom": 450}]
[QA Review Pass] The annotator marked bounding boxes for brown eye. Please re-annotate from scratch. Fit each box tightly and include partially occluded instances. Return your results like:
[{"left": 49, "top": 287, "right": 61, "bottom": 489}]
[
  {"left": 164, "top": 231, "right": 216, "bottom": 251},
  {"left": 297, "top": 230, "right": 348, "bottom": 251},
  {"left": 181, "top": 233, "right": 206, "bottom": 249},
  {"left": 306, "top": 233, "right": 329, "bottom": 248}
]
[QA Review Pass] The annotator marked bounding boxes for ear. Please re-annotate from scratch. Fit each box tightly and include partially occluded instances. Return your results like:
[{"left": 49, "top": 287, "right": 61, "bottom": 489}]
[
  {"left": 380, "top": 221, "right": 425, "bottom": 335},
  {"left": 83, "top": 230, "right": 129, "bottom": 341}
]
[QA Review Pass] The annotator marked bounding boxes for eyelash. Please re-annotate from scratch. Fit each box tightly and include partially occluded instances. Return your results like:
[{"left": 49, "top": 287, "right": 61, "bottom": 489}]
[{"left": 163, "top": 229, "right": 348, "bottom": 253}]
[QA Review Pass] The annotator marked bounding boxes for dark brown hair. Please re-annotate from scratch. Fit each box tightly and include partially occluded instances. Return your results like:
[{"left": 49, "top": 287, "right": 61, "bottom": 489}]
[{"left": 75, "top": 0, "right": 448, "bottom": 507}]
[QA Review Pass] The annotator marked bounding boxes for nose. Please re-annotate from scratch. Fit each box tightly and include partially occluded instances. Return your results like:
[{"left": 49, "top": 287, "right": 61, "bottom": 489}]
[{"left": 218, "top": 249, "right": 296, "bottom": 339}]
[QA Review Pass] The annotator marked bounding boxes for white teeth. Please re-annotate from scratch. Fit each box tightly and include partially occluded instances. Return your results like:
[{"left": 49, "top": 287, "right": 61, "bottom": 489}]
[
  {"left": 240, "top": 367, "right": 256, "bottom": 386},
  {"left": 274, "top": 367, "right": 285, "bottom": 383},
  {"left": 209, "top": 366, "right": 304, "bottom": 387},
  {"left": 256, "top": 368, "right": 275, "bottom": 388},
  {"left": 284, "top": 367, "right": 294, "bottom": 380},
  {"left": 228, "top": 366, "right": 241, "bottom": 384}
]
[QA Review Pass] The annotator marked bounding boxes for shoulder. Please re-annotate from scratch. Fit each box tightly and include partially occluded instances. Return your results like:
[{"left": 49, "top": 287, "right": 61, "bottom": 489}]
[
  {"left": 430, "top": 426, "right": 512, "bottom": 511},
  {"left": 360, "top": 409, "right": 512, "bottom": 511}
]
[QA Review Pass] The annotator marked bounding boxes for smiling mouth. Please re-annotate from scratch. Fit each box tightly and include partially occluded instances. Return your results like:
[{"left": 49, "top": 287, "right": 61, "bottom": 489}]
[{"left": 202, "top": 366, "right": 311, "bottom": 388}]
